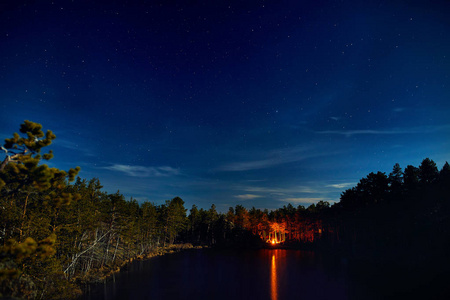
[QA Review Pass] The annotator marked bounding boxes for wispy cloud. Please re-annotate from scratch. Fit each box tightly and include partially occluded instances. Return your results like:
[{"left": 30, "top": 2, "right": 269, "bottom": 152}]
[
  {"left": 316, "top": 125, "right": 450, "bottom": 137},
  {"left": 317, "top": 129, "right": 416, "bottom": 137},
  {"left": 234, "top": 194, "right": 262, "bottom": 200},
  {"left": 280, "top": 197, "right": 329, "bottom": 204},
  {"left": 104, "top": 164, "right": 180, "bottom": 177},
  {"left": 326, "top": 182, "right": 355, "bottom": 189},
  {"left": 239, "top": 185, "right": 321, "bottom": 196},
  {"left": 234, "top": 181, "right": 348, "bottom": 205},
  {"left": 217, "top": 146, "right": 325, "bottom": 172},
  {"left": 220, "top": 158, "right": 290, "bottom": 171}
]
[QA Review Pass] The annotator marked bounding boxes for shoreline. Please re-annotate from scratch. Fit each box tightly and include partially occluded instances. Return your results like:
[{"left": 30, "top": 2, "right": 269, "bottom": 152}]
[{"left": 77, "top": 243, "right": 206, "bottom": 297}]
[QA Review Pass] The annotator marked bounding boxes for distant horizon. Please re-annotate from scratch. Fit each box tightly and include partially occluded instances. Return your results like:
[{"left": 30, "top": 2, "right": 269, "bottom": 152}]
[{"left": 76, "top": 156, "right": 449, "bottom": 213}]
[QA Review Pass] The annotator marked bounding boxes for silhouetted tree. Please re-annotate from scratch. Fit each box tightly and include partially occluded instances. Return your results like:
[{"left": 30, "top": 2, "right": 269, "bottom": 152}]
[
  {"left": 234, "top": 205, "right": 249, "bottom": 228},
  {"left": 418, "top": 158, "right": 439, "bottom": 185},
  {"left": 389, "top": 163, "right": 403, "bottom": 197},
  {"left": 340, "top": 187, "right": 358, "bottom": 210},
  {"left": 404, "top": 165, "right": 420, "bottom": 191},
  {"left": 439, "top": 161, "right": 450, "bottom": 185}
]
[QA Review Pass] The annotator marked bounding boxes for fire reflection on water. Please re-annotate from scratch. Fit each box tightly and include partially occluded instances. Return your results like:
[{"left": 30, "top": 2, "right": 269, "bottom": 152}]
[{"left": 271, "top": 253, "right": 278, "bottom": 300}]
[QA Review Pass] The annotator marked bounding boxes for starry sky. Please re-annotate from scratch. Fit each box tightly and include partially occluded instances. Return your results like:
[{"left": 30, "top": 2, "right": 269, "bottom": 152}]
[{"left": 1, "top": 0, "right": 449, "bottom": 212}]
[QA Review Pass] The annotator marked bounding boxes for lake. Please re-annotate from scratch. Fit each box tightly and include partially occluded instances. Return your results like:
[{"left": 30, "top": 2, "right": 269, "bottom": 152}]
[{"left": 79, "top": 248, "right": 439, "bottom": 300}]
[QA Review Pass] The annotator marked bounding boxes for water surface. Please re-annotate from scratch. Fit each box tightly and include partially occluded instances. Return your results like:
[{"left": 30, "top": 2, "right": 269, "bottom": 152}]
[{"left": 80, "top": 248, "right": 421, "bottom": 300}]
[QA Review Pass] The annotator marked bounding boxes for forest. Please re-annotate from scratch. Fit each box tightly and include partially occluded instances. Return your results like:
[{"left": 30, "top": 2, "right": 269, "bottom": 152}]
[{"left": 1, "top": 121, "right": 449, "bottom": 299}]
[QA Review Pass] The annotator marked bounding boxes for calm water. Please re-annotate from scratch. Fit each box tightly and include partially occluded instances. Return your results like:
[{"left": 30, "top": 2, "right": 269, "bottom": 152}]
[{"left": 80, "top": 248, "right": 436, "bottom": 300}]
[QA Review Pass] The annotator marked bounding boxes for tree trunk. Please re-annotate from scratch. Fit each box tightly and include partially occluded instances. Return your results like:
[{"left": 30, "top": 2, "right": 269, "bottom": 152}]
[
  {"left": 19, "top": 194, "right": 30, "bottom": 241},
  {"left": 0, "top": 155, "right": 10, "bottom": 171},
  {"left": 112, "top": 237, "right": 120, "bottom": 264}
]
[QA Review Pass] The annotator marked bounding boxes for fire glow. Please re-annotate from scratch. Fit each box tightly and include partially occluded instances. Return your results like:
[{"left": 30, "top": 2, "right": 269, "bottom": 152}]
[{"left": 263, "top": 226, "right": 286, "bottom": 245}]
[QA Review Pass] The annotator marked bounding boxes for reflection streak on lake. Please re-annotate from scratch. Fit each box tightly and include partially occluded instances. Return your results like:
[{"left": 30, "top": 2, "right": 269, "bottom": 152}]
[
  {"left": 81, "top": 249, "right": 350, "bottom": 300},
  {"left": 271, "top": 253, "right": 277, "bottom": 300}
]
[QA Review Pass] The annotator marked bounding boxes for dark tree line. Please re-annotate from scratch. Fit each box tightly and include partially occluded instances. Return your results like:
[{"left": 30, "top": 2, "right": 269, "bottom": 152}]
[
  {"left": 188, "top": 157, "right": 450, "bottom": 271},
  {"left": 1, "top": 121, "right": 449, "bottom": 299},
  {"left": 220, "top": 158, "right": 450, "bottom": 262},
  {"left": 332, "top": 158, "right": 450, "bottom": 262}
]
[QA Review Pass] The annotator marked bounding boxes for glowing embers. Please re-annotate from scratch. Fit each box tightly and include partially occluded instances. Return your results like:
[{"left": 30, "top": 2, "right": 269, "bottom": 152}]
[{"left": 269, "top": 239, "right": 280, "bottom": 245}]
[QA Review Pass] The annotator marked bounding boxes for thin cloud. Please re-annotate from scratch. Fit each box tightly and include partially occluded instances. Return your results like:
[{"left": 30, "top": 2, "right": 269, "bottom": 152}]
[
  {"left": 244, "top": 179, "right": 267, "bottom": 183},
  {"left": 238, "top": 183, "right": 328, "bottom": 196},
  {"left": 219, "top": 159, "right": 283, "bottom": 171},
  {"left": 104, "top": 164, "right": 180, "bottom": 177},
  {"left": 234, "top": 194, "right": 262, "bottom": 200},
  {"left": 217, "top": 146, "right": 323, "bottom": 172},
  {"left": 280, "top": 197, "right": 328, "bottom": 204},
  {"left": 327, "top": 182, "right": 355, "bottom": 189},
  {"left": 316, "top": 125, "right": 450, "bottom": 137},
  {"left": 317, "top": 129, "right": 417, "bottom": 137}
]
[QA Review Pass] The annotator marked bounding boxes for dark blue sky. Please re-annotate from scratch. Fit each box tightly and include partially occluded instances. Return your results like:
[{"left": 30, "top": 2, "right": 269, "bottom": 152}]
[{"left": 1, "top": 0, "right": 449, "bottom": 211}]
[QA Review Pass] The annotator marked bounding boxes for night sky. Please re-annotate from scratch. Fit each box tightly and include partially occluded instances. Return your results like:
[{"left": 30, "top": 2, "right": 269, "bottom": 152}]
[{"left": 1, "top": 1, "right": 449, "bottom": 212}]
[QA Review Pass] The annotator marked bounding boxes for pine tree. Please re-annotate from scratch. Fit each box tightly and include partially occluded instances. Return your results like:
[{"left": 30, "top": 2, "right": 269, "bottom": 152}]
[
  {"left": 439, "top": 161, "right": 450, "bottom": 185},
  {"left": 0, "top": 121, "right": 81, "bottom": 298},
  {"left": 418, "top": 158, "right": 439, "bottom": 185},
  {"left": 0, "top": 120, "right": 80, "bottom": 241},
  {"left": 404, "top": 165, "right": 420, "bottom": 191},
  {"left": 159, "top": 197, "right": 187, "bottom": 245}
]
